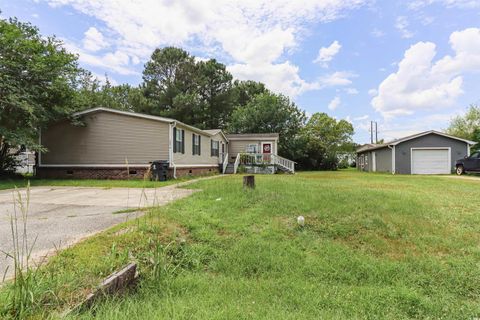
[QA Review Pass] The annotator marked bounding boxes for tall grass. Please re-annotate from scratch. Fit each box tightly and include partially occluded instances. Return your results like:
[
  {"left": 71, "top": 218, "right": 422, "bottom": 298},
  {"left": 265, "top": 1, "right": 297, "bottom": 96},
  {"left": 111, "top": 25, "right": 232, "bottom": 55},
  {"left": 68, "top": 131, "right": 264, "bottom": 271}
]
[
  {"left": 0, "top": 163, "right": 197, "bottom": 318},
  {"left": 0, "top": 182, "right": 42, "bottom": 319}
]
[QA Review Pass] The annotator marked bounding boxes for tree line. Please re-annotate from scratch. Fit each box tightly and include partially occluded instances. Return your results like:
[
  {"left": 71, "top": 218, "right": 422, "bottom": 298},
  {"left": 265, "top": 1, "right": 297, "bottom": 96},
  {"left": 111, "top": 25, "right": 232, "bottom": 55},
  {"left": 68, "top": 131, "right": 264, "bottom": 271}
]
[
  {"left": 0, "top": 17, "right": 356, "bottom": 175},
  {"left": 446, "top": 105, "right": 480, "bottom": 153}
]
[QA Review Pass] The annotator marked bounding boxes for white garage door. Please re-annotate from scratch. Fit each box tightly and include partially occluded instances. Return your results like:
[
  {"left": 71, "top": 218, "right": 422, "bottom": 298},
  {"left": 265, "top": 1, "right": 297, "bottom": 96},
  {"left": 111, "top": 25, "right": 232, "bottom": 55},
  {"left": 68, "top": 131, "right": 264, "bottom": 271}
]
[{"left": 411, "top": 149, "right": 450, "bottom": 174}]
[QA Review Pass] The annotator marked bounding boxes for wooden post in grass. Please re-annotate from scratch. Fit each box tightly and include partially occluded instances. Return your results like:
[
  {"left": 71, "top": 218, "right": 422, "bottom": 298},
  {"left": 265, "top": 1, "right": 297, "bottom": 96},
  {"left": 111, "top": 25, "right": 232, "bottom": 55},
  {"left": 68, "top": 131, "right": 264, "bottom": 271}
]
[{"left": 243, "top": 175, "right": 255, "bottom": 189}]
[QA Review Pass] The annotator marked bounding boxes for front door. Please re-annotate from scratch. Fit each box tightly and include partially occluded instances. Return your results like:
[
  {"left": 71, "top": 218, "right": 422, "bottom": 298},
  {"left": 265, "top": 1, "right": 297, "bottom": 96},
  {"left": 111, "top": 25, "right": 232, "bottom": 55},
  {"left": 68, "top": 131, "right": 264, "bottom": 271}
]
[{"left": 261, "top": 142, "right": 272, "bottom": 163}]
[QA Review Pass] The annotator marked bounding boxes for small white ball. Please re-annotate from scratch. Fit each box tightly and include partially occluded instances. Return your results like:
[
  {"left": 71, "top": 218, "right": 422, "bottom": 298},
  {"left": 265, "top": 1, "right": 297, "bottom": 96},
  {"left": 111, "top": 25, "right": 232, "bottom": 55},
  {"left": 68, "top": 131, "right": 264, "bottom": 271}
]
[{"left": 297, "top": 216, "right": 305, "bottom": 227}]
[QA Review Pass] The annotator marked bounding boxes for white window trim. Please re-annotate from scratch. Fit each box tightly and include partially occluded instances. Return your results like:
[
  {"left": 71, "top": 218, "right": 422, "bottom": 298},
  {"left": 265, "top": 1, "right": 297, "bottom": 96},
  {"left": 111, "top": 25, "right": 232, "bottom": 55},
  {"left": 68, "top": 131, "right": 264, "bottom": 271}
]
[
  {"left": 176, "top": 129, "right": 182, "bottom": 143},
  {"left": 193, "top": 134, "right": 200, "bottom": 155},
  {"left": 246, "top": 143, "right": 258, "bottom": 153},
  {"left": 211, "top": 140, "right": 219, "bottom": 157}
]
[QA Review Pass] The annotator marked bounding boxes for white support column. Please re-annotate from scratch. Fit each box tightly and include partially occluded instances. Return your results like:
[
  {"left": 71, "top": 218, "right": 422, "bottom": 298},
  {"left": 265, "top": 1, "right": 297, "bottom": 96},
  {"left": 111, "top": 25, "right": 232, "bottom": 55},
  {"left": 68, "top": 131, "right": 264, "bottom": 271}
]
[{"left": 392, "top": 145, "right": 396, "bottom": 174}]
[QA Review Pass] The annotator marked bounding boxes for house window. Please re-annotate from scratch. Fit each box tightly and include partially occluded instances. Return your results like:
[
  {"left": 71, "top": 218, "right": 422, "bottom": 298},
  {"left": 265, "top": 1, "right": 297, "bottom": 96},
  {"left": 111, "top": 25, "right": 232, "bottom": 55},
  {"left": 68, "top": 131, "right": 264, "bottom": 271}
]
[
  {"left": 192, "top": 134, "right": 201, "bottom": 155},
  {"left": 211, "top": 140, "right": 219, "bottom": 157},
  {"left": 365, "top": 155, "right": 368, "bottom": 165},
  {"left": 174, "top": 127, "right": 185, "bottom": 153},
  {"left": 246, "top": 144, "right": 258, "bottom": 153},
  {"left": 359, "top": 155, "right": 364, "bottom": 166}
]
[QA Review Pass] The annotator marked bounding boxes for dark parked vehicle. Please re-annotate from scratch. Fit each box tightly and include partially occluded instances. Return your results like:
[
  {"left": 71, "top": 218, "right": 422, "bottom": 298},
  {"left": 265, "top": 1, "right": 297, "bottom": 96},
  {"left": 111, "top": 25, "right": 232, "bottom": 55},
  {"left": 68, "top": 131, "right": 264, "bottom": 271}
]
[{"left": 456, "top": 151, "right": 480, "bottom": 175}]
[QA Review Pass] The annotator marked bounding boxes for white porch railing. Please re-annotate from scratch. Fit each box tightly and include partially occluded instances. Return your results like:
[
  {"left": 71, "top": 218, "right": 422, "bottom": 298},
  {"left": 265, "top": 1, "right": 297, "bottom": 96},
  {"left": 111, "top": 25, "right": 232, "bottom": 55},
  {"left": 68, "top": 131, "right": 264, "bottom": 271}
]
[
  {"left": 273, "top": 155, "right": 295, "bottom": 173},
  {"left": 237, "top": 153, "right": 295, "bottom": 173},
  {"left": 233, "top": 153, "right": 241, "bottom": 174},
  {"left": 222, "top": 152, "right": 229, "bottom": 174}
]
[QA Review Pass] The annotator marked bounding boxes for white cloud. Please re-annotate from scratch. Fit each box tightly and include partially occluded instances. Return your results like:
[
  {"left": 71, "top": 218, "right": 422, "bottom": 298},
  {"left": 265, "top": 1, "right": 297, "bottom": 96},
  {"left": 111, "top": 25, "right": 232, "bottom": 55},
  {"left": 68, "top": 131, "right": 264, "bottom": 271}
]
[
  {"left": 229, "top": 65, "right": 355, "bottom": 97},
  {"left": 420, "top": 16, "right": 435, "bottom": 26},
  {"left": 368, "top": 88, "right": 378, "bottom": 96},
  {"left": 328, "top": 96, "right": 341, "bottom": 110},
  {"left": 45, "top": 0, "right": 366, "bottom": 96},
  {"left": 91, "top": 72, "right": 118, "bottom": 86},
  {"left": 345, "top": 88, "right": 359, "bottom": 95},
  {"left": 228, "top": 61, "right": 310, "bottom": 97},
  {"left": 371, "top": 28, "right": 480, "bottom": 118},
  {"left": 378, "top": 112, "right": 459, "bottom": 141},
  {"left": 371, "top": 28, "right": 385, "bottom": 38},
  {"left": 395, "top": 16, "right": 414, "bottom": 39},
  {"left": 313, "top": 40, "right": 341, "bottom": 67},
  {"left": 83, "top": 27, "right": 108, "bottom": 52},
  {"left": 408, "top": 0, "right": 480, "bottom": 9},
  {"left": 63, "top": 41, "right": 138, "bottom": 75},
  {"left": 353, "top": 115, "right": 369, "bottom": 121},
  {"left": 315, "top": 71, "right": 356, "bottom": 87}
]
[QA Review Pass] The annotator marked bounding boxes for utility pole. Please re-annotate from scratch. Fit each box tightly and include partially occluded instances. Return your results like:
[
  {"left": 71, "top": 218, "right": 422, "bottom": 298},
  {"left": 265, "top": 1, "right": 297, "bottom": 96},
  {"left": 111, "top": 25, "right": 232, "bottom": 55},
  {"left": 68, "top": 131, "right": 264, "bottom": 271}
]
[
  {"left": 370, "top": 120, "right": 379, "bottom": 144},
  {"left": 370, "top": 121, "right": 374, "bottom": 144}
]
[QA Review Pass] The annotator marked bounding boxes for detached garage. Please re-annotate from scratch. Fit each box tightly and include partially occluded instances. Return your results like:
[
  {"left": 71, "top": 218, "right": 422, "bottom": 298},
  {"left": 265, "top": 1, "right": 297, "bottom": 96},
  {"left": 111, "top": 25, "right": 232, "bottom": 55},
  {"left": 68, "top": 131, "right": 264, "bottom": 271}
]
[{"left": 356, "top": 131, "right": 476, "bottom": 175}]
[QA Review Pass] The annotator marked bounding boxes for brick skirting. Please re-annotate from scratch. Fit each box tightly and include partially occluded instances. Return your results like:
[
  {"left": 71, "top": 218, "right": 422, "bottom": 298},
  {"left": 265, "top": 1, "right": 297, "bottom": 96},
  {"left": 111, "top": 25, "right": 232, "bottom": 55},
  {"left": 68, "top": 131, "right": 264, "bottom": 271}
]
[
  {"left": 173, "top": 166, "right": 220, "bottom": 178},
  {"left": 36, "top": 167, "right": 150, "bottom": 180},
  {"left": 37, "top": 166, "right": 220, "bottom": 180}
]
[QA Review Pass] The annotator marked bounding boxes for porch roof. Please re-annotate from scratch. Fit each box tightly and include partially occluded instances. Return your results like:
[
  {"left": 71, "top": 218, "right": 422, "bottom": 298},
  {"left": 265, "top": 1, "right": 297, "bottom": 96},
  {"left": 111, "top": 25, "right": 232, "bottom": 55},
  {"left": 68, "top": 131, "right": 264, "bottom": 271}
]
[{"left": 225, "top": 133, "right": 279, "bottom": 141}]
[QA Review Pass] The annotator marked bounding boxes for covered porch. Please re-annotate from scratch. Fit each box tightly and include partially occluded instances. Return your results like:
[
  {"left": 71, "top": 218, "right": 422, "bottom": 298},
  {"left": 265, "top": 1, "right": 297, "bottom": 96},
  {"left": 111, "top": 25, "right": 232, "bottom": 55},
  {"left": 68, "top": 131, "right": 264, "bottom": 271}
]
[
  {"left": 222, "top": 133, "right": 295, "bottom": 174},
  {"left": 225, "top": 153, "right": 295, "bottom": 174}
]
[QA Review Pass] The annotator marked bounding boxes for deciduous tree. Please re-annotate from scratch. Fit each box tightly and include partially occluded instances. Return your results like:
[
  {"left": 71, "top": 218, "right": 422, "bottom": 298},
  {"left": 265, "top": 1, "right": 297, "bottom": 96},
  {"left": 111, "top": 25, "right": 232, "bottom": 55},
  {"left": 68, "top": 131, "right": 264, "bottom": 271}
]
[
  {"left": 229, "top": 92, "right": 306, "bottom": 159},
  {"left": 300, "top": 113, "right": 354, "bottom": 170},
  {"left": 446, "top": 105, "right": 480, "bottom": 151},
  {"left": 0, "top": 18, "right": 81, "bottom": 174}
]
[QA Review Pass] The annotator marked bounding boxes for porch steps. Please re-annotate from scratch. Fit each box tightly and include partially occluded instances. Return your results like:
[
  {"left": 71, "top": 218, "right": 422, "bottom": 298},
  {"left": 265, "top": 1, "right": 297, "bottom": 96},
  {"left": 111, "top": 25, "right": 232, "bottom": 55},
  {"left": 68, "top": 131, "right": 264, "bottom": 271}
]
[
  {"left": 276, "top": 164, "right": 294, "bottom": 174},
  {"left": 224, "top": 163, "right": 235, "bottom": 174},
  {"left": 223, "top": 154, "right": 295, "bottom": 174}
]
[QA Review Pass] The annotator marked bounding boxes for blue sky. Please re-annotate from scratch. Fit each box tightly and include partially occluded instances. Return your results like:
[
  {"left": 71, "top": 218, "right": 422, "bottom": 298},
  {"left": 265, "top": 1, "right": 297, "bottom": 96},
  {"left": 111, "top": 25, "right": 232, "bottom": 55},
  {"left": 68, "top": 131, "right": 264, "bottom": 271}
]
[{"left": 1, "top": 0, "right": 480, "bottom": 144}]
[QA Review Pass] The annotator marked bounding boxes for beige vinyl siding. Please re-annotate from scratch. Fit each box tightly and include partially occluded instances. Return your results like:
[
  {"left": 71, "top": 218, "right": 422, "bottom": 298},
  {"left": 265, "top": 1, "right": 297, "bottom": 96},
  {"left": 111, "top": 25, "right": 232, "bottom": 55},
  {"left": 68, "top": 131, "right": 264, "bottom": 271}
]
[
  {"left": 212, "top": 132, "right": 228, "bottom": 164},
  {"left": 172, "top": 125, "right": 225, "bottom": 166},
  {"left": 41, "top": 111, "right": 170, "bottom": 165},
  {"left": 228, "top": 139, "right": 277, "bottom": 160}
]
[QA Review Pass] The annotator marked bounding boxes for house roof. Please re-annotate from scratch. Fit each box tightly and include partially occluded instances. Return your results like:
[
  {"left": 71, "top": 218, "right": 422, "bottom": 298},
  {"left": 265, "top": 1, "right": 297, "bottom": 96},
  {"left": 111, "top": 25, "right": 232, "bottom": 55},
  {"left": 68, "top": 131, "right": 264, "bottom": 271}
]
[
  {"left": 203, "top": 129, "right": 222, "bottom": 135},
  {"left": 225, "top": 133, "right": 279, "bottom": 140},
  {"left": 73, "top": 107, "right": 214, "bottom": 137},
  {"left": 356, "top": 143, "right": 387, "bottom": 153},
  {"left": 356, "top": 130, "right": 477, "bottom": 153},
  {"left": 203, "top": 129, "right": 229, "bottom": 142}
]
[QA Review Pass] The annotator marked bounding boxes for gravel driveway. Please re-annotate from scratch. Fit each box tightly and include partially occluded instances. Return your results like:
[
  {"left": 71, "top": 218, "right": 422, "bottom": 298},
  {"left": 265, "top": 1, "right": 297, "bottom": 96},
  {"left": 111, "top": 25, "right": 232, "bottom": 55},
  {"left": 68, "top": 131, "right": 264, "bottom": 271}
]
[{"left": 0, "top": 182, "right": 199, "bottom": 282}]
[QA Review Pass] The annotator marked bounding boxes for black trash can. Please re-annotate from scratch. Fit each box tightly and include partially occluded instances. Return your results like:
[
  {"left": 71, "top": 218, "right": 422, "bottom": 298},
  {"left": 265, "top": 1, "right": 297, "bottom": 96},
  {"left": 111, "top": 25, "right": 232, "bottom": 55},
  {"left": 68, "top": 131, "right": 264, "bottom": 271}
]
[{"left": 151, "top": 160, "right": 169, "bottom": 181}]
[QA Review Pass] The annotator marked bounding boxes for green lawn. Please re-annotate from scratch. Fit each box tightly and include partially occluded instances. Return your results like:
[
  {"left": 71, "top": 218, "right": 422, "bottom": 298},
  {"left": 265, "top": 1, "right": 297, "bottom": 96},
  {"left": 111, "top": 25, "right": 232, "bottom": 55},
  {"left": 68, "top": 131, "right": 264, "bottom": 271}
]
[{"left": 1, "top": 171, "right": 480, "bottom": 319}]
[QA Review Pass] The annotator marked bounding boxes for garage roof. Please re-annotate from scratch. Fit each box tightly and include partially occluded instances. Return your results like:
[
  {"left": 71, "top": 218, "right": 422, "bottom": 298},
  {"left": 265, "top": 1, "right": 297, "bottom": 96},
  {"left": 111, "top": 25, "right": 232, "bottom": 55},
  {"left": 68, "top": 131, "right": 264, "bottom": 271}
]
[{"left": 357, "top": 130, "right": 477, "bottom": 153}]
